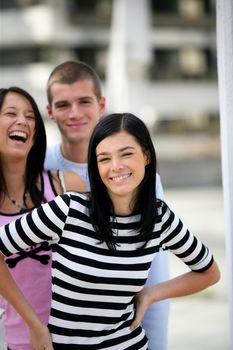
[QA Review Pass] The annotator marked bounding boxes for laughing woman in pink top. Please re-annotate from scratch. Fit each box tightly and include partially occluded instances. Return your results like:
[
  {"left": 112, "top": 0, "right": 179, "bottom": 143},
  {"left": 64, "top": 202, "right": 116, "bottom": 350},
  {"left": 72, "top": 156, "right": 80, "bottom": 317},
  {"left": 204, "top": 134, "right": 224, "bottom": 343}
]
[{"left": 0, "top": 87, "right": 86, "bottom": 350}]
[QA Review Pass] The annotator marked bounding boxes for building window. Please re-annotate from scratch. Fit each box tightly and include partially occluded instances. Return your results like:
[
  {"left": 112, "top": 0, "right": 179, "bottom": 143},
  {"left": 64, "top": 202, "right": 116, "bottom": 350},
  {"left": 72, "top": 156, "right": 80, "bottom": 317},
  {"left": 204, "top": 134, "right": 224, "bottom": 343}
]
[
  {"left": 151, "top": 49, "right": 180, "bottom": 79},
  {"left": 73, "top": 47, "right": 107, "bottom": 79},
  {"left": 151, "top": 0, "right": 215, "bottom": 16},
  {"left": 150, "top": 0, "right": 215, "bottom": 27},
  {"left": 0, "top": 47, "right": 43, "bottom": 65},
  {"left": 66, "top": 0, "right": 112, "bottom": 25},
  {"left": 151, "top": 0, "right": 178, "bottom": 13},
  {"left": 0, "top": 0, "right": 41, "bottom": 9},
  {"left": 151, "top": 47, "right": 216, "bottom": 80}
]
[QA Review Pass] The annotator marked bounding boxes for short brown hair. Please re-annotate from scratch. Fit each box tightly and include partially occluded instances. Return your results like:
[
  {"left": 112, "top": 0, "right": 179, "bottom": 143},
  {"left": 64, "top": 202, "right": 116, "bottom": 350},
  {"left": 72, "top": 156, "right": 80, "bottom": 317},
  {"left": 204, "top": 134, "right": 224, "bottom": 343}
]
[{"left": 46, "top": 60, "right": 102, "bottom": 105}]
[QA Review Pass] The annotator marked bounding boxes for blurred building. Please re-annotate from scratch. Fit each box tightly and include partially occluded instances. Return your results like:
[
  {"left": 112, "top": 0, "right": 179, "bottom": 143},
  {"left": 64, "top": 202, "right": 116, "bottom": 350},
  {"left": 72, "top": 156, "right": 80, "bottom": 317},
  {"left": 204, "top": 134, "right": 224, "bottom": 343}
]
[{"left": 0, "top": 0, "right": 220, "bottom": 187}]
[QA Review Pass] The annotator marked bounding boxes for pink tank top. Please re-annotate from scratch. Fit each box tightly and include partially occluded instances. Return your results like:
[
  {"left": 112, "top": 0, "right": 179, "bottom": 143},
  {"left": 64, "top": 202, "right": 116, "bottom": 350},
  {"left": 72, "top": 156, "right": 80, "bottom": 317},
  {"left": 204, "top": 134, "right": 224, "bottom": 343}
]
[{"left": 0, "top": 171, "right": 58, "bottom": 349}]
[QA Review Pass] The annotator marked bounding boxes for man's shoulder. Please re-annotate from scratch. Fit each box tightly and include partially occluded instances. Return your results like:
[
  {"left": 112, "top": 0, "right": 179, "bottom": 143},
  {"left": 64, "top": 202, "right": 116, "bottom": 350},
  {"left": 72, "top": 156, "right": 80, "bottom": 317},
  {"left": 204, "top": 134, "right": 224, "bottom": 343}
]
[
  {"left": 44, "top": 143, "right": 62, "bottom": 169},
  {"left": 46, "top": 142, "right": 60, "bottom": 155},
  {"left": 156, "top": 173, "right": 164, "bottom": 200}
]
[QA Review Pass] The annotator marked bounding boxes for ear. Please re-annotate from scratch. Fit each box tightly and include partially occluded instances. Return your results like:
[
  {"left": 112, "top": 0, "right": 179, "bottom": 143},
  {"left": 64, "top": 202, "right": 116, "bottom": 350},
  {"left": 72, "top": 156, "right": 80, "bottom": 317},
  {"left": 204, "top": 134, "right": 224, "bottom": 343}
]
[
  {"left": 99, "top": 96, "right": 106, "bottom": 117},
  {"left": 144, "top": 150, "right": 151, "bottom": 165},
  {"left": 46, "top": 105, "right": 55, "bottom": 122}
]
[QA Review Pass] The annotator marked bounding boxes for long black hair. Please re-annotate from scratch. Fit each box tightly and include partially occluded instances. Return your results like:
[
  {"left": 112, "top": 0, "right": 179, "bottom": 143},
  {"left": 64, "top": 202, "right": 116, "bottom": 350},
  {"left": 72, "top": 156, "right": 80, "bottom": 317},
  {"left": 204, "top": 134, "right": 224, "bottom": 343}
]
[
  {"left": 0, "top": 86, "right": 47, "bottom": 207},
  {"left": 88, "top": 113, "right": 158, "bottom": 249}
]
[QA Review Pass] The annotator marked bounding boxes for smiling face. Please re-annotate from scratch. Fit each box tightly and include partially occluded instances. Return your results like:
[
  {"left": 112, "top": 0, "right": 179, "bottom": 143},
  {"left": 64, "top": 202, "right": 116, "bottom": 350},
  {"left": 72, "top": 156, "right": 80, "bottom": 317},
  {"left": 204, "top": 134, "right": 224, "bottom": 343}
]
[
  {"left": 47, "top": 79, "right": 106, "bottom": 146},
  {"left": 0, "top": 92, "right": 36, "bottom": 161},
  {"left": 96, "top": 131, "right": 149, "bottom": 214}
]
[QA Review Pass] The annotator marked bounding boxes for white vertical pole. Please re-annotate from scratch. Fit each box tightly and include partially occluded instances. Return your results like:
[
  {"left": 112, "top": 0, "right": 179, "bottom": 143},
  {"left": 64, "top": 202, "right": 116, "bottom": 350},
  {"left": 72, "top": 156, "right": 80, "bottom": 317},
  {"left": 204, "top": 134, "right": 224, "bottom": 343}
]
[
  {"left": 105, "top": 0, "right": 151, "bottom": 114},
  {"left": 216, "top": 1, "right": 233, "bottom": 347},
  {"left": 126, "top": 0, "right": 152, "bottom": 76},
  {"left": 105, "top": 0, "right": 129, "bottom": 112}
]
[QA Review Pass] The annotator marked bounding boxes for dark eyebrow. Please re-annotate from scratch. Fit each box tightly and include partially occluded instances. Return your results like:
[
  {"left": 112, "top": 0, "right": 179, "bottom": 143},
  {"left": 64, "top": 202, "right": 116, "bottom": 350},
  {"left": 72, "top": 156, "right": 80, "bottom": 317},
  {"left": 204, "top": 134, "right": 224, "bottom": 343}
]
[
  {"left": 54, "top": 96, "right": 94, "bottom": 106},
  {"left": 54, "top": 100, "right": 68, "bottom": 106},
  {"left": 2, "top": 106, "right": 16, "bottom": 111},
  {"left": 79, "top": 96, "right": 94, "bottom": 100},
  {"left": 96, "top": 146, "right": 135, "bottom": 157},
  {"left": 2, "top": 106, "right": 33, "bottom": 113},
  {"left": 2, "top": 106, "right": 34, "bottom": 114}
]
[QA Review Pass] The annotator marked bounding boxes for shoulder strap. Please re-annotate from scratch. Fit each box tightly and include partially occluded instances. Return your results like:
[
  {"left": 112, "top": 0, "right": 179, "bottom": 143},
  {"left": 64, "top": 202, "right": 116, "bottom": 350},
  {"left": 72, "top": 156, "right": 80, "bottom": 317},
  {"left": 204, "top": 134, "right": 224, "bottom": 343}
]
[{"left": 57, "top": 170, "right": 67, "bottom": 193}]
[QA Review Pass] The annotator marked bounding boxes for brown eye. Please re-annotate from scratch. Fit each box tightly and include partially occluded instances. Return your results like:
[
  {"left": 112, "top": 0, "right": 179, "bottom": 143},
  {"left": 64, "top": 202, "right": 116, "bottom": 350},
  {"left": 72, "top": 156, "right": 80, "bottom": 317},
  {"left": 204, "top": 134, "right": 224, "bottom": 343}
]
[
  {"left": 98, "top": 157, "right": 110, "bottom": 163},
  {"left": 122, "top": 152, "right": 133, "bottom": 157},
  {"left": 26, "top": 115, "right": 35, "bottom": 120},
  {"left": 56, "top": 103, "right": 68, "bottom": 109},
  {"left": 5, "top": 112, "right": 16, "bottom": 117}
]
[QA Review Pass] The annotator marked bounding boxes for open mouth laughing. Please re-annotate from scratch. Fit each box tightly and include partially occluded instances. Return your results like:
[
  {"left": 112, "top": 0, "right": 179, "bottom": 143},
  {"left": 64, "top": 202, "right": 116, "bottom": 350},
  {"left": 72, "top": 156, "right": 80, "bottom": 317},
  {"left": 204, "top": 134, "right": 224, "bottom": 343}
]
[{"left": 8, "top": 131, "right": 28, "bottom": 143}]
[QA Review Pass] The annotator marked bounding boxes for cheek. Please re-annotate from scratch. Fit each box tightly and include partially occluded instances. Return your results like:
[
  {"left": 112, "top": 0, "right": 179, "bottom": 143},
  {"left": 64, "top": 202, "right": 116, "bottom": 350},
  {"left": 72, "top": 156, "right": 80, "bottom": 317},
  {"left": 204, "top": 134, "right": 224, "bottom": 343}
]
[
  {"left": 135, "top": 159, "right": 147, "bottom": 179},
  {"left": 0, "top": 138, "right": 4, "bottom": 150},
  {"left": 55, "top": 113, "right": 66, "bottom": 121},
  {"left": 136, "top": 166, "right": 146, "bottom": 180},
  {"left": 89, "top": 109, "right": 100, "bottom": 121},
  {"left": 97, "top": 164, "right": 109, "bottom": 184},
  {"left": 30, "top": 124, "right": 36, "bottom": 142},
  {"left": 31, "top": 123, "right": 36, "bottom": 138},
  {"left": 97, "top": 164, "right": 105, "bottom": 180},
  {"left": 53, "top": 109, "right": 67, "bottom": 119}
]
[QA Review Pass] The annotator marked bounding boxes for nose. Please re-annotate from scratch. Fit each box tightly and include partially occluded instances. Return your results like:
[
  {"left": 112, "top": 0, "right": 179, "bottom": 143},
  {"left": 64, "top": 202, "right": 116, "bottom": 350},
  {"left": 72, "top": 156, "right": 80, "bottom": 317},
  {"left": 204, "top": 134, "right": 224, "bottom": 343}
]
[
  {"left": 69, "top": 103, "right": 81, "bottom": 119},
  {"left": 16, "top": 114, "right": 27, "bottom": 125},
  {"left": 111, "top": 158, "right": 123, "bottom": 172}
]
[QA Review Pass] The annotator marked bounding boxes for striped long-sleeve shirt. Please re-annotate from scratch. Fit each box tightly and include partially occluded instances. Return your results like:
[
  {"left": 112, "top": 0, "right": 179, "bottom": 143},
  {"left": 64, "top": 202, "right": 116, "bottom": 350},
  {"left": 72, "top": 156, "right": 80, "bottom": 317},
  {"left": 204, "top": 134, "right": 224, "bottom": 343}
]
[{"left": 0, "top": 192, "right": 213, "bottom": 349}]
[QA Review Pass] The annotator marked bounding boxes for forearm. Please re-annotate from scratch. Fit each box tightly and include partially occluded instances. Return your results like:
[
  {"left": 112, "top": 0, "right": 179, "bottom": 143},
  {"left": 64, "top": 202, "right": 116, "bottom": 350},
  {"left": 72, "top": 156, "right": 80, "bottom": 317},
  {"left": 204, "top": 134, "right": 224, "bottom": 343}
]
[
  {"left": 131, "top": 261, "right": 220, "bottom": 330},
  {"left": 149, "top": 261, "right": 220, "bottom": 303},
  {"left": 0, "top": 253, "right": 42, "bottom": 330}
]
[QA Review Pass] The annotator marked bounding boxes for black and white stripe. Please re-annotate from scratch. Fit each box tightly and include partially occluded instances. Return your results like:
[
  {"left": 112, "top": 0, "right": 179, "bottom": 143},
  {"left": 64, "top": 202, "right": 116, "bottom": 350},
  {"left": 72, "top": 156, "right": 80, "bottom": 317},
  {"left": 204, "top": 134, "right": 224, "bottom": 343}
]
[{"left": 0, "top": 192, "right": 213, "bottom": 349}]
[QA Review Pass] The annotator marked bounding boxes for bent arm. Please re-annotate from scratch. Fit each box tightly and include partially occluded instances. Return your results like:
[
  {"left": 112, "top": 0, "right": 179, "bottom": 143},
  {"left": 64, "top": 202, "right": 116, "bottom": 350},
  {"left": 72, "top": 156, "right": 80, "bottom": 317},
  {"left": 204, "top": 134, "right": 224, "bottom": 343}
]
[
  {"left": 51, "top": 170, "right": 87, "bottom": 194},
  {"left": 132, "top": 260, "right": 220, "bottom": 329},
  {"left": 149, "top": 260, "right": 220, "bottom": 301},
  {"left": 0, "top": 195, "right": 71, "bottom": 347},
  {"left": 0, "top": 252, "right": 53, "bottom": 349},
  {"left": 63, "top": 170, "right": 87, "bottom": 192}
]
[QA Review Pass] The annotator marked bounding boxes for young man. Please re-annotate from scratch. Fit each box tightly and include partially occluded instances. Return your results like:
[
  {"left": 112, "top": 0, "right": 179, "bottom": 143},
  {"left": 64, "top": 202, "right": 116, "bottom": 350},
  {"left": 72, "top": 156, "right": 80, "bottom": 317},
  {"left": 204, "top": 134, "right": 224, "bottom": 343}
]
[{"left": 44, "top": 60, "right": 169, "bottom": 350}]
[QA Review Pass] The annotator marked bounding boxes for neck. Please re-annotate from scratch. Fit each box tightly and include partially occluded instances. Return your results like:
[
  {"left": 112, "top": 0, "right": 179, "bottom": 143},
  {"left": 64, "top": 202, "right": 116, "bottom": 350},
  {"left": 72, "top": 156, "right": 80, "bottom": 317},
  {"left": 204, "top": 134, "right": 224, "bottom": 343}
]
[
  {"left": 111, "top": 195, "right": 135, "bottom": 217},
  {"left": 60, "top": 139, "right": 88, "bottom": 164},
  {"left": 1, "top": 159, "right": 26, "bottom": 194},
  {"left": 0, "top": 159, "right": 29, "bottom": 212}
]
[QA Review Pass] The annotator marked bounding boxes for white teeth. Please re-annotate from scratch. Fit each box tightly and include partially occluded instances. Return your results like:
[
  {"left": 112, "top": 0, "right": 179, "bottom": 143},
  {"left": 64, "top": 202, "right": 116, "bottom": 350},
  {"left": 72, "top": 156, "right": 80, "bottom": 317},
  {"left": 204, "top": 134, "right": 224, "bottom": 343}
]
[
  {"left": 9, "top": 131, "right": 27, "bottom": 140},
  {"left": 111, "top": 174, "right": 130, "bottom": 183}
]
